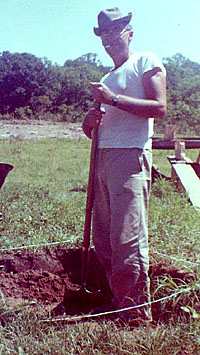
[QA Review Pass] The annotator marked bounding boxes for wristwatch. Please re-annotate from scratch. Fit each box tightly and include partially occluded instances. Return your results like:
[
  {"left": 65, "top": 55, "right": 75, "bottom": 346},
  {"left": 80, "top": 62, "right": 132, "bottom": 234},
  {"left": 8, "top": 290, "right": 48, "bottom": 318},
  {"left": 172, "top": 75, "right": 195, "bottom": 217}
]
[{"left": 112, "top": 95, "right": 119, "bottom": 106}]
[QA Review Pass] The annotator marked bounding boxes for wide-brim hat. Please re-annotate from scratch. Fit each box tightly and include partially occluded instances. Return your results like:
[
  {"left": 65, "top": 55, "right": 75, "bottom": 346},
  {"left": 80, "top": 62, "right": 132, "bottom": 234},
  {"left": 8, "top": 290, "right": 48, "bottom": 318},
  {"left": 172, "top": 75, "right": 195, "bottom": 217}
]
[{"left": 94, "top": 7, "right": 132, "bottom": 36}]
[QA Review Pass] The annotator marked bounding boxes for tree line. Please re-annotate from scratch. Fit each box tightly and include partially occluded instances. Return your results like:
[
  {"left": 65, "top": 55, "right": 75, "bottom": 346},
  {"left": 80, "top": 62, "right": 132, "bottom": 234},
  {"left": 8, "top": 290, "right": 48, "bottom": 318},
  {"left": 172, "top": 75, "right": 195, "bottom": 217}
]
[{"left": 0, "top": 51, "right": 199, "bottom": 134}]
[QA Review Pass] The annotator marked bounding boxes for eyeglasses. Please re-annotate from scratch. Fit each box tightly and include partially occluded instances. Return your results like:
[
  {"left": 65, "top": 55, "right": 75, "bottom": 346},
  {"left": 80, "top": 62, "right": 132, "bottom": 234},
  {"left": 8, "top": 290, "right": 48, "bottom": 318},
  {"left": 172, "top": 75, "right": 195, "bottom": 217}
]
[{"left": 100, "top": 27, "right": 128, "bottom": 39}]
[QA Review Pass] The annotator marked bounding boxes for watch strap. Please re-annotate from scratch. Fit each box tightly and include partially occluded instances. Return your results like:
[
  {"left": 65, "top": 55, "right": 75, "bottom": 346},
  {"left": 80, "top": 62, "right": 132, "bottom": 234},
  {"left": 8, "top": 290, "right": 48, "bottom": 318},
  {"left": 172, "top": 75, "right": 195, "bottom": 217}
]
[{"left": 112, "top": 95, "right": 119, "bottom": 106}]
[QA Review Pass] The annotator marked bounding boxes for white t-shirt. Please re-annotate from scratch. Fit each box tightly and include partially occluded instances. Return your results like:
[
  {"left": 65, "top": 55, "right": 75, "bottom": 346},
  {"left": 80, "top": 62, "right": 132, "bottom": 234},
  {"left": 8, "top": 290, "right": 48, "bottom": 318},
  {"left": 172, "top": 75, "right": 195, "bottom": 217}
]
[{"left": 98, "top": 51, "right": 166, "bottom": 149}]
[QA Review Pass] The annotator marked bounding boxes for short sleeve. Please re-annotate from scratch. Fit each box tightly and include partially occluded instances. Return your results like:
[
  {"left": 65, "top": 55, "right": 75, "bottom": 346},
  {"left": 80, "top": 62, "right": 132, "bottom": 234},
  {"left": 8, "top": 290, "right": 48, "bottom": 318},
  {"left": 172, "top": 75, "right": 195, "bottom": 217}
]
[{"left": 138, "top": 52, "right": 166, "bottom": 76}]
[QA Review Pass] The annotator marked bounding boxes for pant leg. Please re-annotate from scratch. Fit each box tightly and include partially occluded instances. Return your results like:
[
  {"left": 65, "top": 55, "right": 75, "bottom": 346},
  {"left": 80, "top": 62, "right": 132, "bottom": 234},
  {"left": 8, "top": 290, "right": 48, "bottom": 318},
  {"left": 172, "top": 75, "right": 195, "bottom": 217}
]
[
  {"left": 93, "top": 149, "right": 112, "bottom": 282},
  {"left": 93, "top": 148, "right": 152, "bottom": 320}
]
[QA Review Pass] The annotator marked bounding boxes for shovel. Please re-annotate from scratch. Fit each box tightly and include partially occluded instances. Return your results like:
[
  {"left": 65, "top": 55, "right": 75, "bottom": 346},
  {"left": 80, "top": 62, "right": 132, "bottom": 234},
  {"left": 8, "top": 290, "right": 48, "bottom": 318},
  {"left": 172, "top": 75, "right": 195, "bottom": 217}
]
[
  {"left": 81, "top": 118, "right": 100, "bottom": 292},
  {"left": 63, "top": 108, "right": 102, "bottom": 312}
]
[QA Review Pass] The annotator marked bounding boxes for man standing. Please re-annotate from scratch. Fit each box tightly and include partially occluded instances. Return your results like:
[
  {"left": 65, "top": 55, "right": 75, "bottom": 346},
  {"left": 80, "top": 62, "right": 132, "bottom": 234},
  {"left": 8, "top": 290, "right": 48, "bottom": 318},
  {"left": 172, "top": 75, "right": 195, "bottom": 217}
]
[{"left": 82, "top": 8, "right": 166, "bottom": 326}]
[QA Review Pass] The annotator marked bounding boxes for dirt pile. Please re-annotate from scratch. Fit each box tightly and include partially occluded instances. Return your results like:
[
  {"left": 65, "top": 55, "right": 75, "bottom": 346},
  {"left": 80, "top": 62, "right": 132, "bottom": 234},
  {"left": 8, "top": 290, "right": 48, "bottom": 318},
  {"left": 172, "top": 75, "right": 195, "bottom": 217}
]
[
  {"left": 0, "top": 247, "right": 111, "bottom": 312},
  {"left": 0, "top": 246, "right": 196, "bottom": 322}
]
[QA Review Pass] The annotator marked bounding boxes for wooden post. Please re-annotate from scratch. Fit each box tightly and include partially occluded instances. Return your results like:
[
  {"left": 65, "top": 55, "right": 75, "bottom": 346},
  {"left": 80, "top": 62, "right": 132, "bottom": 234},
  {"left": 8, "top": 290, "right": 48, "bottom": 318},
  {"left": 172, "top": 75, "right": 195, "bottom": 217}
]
[
  {"left": 164, "top": 125, "right": 176, "bottom": 140},
  {"left": 175, "top": 141, "right": 185, "bottom": 161}
]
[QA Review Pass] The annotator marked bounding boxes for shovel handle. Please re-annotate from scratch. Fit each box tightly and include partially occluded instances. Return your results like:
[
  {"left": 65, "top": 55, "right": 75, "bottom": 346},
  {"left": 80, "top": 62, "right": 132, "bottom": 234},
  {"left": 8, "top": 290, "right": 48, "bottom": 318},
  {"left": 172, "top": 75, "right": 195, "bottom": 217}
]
[{"left": 81, "top": 104, "right": 101, "bottom": 287}]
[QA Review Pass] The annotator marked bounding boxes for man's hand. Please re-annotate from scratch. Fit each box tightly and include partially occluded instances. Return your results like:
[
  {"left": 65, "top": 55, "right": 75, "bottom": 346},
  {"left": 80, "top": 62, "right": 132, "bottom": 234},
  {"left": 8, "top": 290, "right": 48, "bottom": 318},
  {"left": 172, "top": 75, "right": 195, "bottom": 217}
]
[
  {"left": 90, "top": 82, "right": 114, "bottom": 105},
  {"left": 89, "top": 68, "right": 166, "bottom": 119},
  {"left": 82, "top": 106, "right": 105, "bottom": 139}
]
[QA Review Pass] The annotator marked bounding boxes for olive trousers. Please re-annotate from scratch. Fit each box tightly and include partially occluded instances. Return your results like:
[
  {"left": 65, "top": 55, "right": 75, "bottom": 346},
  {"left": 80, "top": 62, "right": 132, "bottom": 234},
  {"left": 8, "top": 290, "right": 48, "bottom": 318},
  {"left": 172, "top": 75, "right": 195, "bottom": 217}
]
[{"left": 92, "top": 148, "right": 152, "bottom": 321}]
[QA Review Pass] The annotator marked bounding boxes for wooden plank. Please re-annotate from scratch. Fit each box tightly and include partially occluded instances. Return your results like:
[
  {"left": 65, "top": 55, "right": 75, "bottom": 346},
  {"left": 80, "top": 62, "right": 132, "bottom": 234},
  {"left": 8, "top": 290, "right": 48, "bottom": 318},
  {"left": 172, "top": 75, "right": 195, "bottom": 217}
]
[
  {"left": 167, "top": 156, "right": 192, "bottom": 164},
  {"left": 152, "top": 139, "right": 200, "bottom": 150},
  {"left": 171, "top": 162, "right": 200, "bottom": 209}
]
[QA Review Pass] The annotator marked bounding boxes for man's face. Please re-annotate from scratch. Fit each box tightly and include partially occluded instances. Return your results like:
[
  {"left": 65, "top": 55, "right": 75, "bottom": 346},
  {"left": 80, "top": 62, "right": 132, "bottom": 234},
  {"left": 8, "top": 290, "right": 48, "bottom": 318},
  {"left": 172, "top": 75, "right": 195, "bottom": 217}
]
[{"left": 100, "top": 25, "right": 131, "bottom": 56}]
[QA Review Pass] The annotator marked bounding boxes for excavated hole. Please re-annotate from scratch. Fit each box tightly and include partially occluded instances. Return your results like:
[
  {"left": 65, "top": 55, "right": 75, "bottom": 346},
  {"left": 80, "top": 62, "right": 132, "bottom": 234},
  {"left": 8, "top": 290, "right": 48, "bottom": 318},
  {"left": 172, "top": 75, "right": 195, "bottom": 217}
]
[{"left": 0, "top": 246, "right": 197, "bottom": 322}]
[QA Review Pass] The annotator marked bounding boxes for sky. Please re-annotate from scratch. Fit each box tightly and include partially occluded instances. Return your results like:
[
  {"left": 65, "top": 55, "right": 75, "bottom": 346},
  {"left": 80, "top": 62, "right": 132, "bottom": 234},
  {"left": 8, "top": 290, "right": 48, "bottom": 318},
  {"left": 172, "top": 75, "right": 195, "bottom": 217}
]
[{"left": 0, "top": 0, "right": 199, "bottom": 67}]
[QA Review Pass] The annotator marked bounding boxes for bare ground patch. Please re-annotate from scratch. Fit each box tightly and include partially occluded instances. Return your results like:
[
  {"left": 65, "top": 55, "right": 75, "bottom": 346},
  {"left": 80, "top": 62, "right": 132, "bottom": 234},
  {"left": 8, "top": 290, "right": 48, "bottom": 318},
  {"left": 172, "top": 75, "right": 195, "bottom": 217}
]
[{"left": 0, "top": 120, "right": 85, "bottom": 140}]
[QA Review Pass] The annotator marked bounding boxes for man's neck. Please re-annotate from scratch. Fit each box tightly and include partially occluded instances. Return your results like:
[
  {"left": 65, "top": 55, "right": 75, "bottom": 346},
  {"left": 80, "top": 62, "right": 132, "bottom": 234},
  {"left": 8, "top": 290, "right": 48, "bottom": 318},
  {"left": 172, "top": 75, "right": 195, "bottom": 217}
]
[{"left": 112, "top": 50, "right": 132, "bottom": 70}]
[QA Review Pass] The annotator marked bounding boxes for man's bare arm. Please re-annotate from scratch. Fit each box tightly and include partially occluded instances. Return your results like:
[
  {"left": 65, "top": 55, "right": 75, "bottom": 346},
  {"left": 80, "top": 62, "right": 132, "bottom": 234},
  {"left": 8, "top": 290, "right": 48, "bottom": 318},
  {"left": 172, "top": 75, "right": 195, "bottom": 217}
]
[{"left": 90, "top": 67, "right": 166, "bottom": 119}]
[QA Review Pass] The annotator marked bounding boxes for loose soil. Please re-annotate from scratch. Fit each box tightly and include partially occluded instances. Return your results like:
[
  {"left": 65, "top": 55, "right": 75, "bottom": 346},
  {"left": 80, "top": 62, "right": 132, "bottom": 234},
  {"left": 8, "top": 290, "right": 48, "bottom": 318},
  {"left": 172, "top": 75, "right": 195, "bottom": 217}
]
[
  {"left": 0, "top": 246, "right": 196, "bottom": 323},
  {"left": 0, "top": 247, "right": 113, "bottom": 317}
]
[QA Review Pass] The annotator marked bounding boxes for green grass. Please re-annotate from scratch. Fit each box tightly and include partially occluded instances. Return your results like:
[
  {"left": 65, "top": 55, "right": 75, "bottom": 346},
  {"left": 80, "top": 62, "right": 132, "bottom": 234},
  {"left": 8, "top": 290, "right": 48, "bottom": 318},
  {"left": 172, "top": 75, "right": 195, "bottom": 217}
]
[
  {"left": 0, "top": 138, "right": 90, "bottom": 249},
  {"left": 150, "top": 178, "right": 200, "bottom": 263},
  {"left": 0, "top": 137, "right": 200, "bottom": 354}
]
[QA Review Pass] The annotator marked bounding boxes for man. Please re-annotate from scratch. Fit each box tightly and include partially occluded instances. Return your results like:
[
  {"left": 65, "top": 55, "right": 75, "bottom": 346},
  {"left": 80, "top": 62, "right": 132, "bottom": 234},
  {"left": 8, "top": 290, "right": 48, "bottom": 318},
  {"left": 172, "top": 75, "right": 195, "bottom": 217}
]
[{"left": 82, "top": 8, "right": 166, "bottom": 326}]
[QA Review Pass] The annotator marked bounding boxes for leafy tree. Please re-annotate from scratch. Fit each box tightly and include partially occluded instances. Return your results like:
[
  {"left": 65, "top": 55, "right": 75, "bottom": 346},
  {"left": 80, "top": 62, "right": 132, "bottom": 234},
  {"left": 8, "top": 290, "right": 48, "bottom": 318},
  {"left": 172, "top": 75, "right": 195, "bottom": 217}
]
[
  {"left": 58, "top": 53, "right": 108, "bottom": 112},
  {"left": 0, "top": 50, "right": 199, "bottom": 135},
  {"left": 0, "top": 51, "right": 57, "bottom": 114},
  {"left": 155, "top": 54, "right": 200, "bottom": 135}
]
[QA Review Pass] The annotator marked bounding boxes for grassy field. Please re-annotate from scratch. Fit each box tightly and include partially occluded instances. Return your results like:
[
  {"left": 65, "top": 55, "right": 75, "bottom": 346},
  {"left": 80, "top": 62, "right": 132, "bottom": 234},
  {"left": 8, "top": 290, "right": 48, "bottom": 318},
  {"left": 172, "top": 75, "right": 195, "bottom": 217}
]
[{"left": 0, "top": 137, "right": 200, "bottom": 354}]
